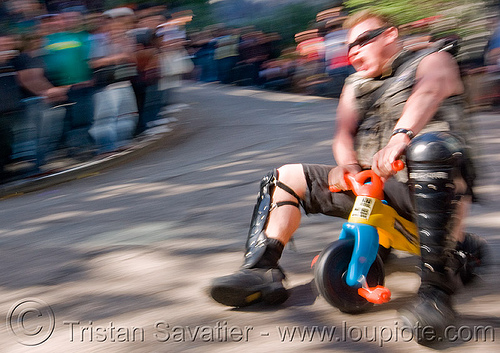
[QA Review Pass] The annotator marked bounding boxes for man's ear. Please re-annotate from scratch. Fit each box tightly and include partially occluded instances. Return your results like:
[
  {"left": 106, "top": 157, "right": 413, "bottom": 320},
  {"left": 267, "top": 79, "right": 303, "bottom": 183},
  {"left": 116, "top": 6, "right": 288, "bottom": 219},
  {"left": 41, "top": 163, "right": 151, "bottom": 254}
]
[{"left": 385, "top": 26, "right": 399, "bottom": 44}]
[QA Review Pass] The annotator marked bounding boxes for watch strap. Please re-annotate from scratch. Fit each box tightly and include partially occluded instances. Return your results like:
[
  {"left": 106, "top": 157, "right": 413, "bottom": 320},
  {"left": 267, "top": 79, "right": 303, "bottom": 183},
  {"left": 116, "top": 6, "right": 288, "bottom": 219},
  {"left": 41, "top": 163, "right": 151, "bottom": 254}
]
[{"left": 391, "top": 128, "right": 415, "bottom": 139}]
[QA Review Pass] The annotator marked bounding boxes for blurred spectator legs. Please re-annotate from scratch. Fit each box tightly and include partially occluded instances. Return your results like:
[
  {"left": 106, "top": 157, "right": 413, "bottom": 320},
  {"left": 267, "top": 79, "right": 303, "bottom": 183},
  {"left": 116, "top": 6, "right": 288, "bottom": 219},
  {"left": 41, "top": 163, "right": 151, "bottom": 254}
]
[
  {"left": 134, "top": 81, "right": 164, "bottom": 135},
  {"left": 90, "top": 81, "right": 138, "bottom": 153},
  {"left": 216, "top": 56, "right": 238, "bottom": 84},
  {"left": 143, "top": 83, "right": 165, "bottom": 125},
  {"left": 0, "top": 112, "right": 13, "bottom": 181},
  {"left": 199, "top": 56, "right": 217, "bottom": 82},
  {"left": 195, "top": 46, "right": 217, "bottom": 82},
  {"left": 1, "top": 97, "right": 56, "bottom": 180},
  {"left": 232, "top": 62, "right": 260, "bottom": 86},
  {"left": 11, "top": 97, "right": 46, "bottom": 166},
  {"left": 63, "top": 85, "right": 96, "bottom": 156},
  {"left": 40, "top": 104, "right": 66, "bottom": 158}
]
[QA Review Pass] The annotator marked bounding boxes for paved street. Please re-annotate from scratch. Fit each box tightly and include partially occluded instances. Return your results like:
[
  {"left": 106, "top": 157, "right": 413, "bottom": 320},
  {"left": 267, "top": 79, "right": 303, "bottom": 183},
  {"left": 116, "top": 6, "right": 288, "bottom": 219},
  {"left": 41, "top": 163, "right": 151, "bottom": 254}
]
[{"left": 0, "top": 82, "right": 498, "bottom": 352}]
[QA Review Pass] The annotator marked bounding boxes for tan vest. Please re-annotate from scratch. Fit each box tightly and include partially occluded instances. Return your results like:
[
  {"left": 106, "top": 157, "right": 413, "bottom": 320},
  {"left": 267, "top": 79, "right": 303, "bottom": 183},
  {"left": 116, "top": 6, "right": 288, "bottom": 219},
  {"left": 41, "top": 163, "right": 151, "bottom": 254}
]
[{"left": 345, "top": 48, "right": 474, "bottom": 181}]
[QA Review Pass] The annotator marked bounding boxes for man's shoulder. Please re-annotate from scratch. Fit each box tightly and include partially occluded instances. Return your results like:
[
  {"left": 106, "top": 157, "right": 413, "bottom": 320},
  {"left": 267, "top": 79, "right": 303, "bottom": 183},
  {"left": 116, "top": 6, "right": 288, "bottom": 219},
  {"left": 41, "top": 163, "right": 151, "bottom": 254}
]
[
  {"left": 411, "top": 41, "right": 458, "bottom": 67},
  {"left": 419, "top": 49, "right": 456, "bottom": 63},
  {"left": 416, "top": 50, "right": 459, "bottom": 77}
]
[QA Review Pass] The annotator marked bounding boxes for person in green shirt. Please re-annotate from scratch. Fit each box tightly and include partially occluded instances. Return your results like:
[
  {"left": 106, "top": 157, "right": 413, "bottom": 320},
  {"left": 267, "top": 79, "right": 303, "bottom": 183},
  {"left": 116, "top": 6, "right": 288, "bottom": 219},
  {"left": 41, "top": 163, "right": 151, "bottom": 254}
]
[
  {"left": 41, "top": 11, "right": 92, "bottom": 86},
  {"left": 40, "top": 11, "right": 95, "bottom": 151}
]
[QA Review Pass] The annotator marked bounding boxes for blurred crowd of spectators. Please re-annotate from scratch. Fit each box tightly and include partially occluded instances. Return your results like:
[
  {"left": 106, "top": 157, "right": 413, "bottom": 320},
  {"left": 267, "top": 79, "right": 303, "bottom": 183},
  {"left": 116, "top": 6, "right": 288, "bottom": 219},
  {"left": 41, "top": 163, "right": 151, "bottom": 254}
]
[
  {"left": 1, "top": 1, "right": 500, "bottom": 183},
  {"left": 0, "top": 1, "right": 195, "bottom": 181},
  {"left": 187, "top": 12, "right": 354, "bottom": 97},
  {"left": 188, "top": 6, "right": 500, "bottom": 106}
]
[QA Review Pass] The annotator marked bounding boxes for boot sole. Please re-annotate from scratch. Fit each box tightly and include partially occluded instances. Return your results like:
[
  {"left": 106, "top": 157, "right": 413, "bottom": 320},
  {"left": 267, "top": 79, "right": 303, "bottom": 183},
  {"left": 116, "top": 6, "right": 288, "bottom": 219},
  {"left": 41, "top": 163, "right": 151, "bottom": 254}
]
[
  {"left": 398, "top": 306, "right": 456, "bottom": 346},
  {"left": 210, "top": 285, "right": 264, "bottom": 307},
  {"left": 210, "top": 283, "right": 288, "bottom": 307}
]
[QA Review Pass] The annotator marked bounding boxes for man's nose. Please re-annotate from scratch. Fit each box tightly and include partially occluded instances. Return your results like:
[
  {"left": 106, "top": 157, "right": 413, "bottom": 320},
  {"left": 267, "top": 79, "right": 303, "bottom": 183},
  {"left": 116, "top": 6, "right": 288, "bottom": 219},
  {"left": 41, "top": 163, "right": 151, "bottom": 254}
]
[{"left": 347, "top": 49, "right": 358, "bottom": 65}]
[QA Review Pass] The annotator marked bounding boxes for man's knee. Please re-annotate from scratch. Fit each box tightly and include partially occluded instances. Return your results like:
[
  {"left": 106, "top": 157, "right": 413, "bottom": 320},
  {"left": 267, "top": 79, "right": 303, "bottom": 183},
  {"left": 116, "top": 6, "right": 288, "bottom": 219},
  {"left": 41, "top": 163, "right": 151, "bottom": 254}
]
[
  {"left": 406, "top": 131, "right": 464, "bottom": 172},
  {"left": 406, "top": 131, "right": 471, "bottom": 194},
  {"left": 276, "top": 164, "right": 306, "bottom": 199},
  {"left": 406, "top": 131, "right": 464, "bottom": 216}
]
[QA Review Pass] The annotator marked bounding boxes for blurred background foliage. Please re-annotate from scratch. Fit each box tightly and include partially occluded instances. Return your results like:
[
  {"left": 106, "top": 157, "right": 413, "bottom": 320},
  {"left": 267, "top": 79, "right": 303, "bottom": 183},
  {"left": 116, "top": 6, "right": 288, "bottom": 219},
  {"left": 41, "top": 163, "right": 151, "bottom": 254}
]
[
  {"left": 225, "top": 2, "right": 326, "bottom": 46},
  {"left": 99, "top": 0, "right": 497, "bottom": 43},
  {"left": 344, "top": 0, "right": 451, "bottom": 25},
  {"left": 344, "top": 0, "right": 496, "bottom": 35},
  {"left": 104, "top": 0, "right": 210, "bottom": 9},
  {"left": 103, "top": 1, "right": 337, "bottom": 46}
]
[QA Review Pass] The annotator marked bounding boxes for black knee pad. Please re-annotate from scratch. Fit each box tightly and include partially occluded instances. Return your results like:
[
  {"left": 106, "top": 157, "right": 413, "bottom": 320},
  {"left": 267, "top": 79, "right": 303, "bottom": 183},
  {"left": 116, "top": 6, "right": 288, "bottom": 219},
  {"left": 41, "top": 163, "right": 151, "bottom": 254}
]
[
  {"left": 406, "top": 132, "right": 465, "bottom": 291},
  {"left": 407, "top": 131, "right": 464, "bottom": 176},
  {"left": 407, "top": 131, "right": 464, "bottom": 218}
]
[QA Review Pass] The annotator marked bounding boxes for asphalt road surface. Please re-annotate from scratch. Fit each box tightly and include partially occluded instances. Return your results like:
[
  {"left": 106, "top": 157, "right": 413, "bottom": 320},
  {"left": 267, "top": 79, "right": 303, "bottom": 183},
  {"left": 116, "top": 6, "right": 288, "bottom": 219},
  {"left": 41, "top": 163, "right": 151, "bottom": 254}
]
[{"left": 0, "top": 83, "right": 498, "bottom": 352}]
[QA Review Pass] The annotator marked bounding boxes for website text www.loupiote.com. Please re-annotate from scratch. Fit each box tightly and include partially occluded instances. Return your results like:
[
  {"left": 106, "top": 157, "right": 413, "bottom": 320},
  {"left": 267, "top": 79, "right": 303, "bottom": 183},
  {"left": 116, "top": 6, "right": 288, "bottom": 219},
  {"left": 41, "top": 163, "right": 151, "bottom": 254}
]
[{"left": 6, "top": 298, "right": 495, "bottom": 347}]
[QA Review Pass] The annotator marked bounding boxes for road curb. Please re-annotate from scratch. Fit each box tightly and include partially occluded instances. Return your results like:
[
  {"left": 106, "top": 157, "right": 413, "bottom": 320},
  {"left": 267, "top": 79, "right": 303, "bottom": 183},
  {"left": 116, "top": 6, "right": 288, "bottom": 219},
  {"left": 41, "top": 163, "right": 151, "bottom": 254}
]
[{"left": 0, "top": 125, "right": 177, "bottom": 199}]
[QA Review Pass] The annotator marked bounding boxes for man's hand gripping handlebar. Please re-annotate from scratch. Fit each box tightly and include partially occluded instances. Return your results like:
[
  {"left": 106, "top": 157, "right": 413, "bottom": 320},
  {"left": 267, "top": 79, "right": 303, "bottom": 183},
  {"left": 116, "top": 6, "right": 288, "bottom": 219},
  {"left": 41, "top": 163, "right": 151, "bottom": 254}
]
[{"left": 329, "top": 160, "right": 404, "bottom": 199}]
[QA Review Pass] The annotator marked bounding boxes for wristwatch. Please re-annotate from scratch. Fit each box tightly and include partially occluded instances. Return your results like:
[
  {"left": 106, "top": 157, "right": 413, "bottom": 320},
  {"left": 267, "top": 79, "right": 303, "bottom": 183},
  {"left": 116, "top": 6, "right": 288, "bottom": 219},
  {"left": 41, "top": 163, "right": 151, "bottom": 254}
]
[{"left": 391, "top": 128, "right": 415, "bottom": 139}]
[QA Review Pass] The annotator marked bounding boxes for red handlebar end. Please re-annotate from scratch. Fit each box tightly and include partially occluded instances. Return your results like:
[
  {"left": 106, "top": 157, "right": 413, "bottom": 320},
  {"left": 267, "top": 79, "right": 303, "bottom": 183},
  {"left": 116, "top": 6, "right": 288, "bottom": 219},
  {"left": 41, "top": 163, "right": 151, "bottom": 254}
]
[{"left": 392, "top": 160, "right": 404, "bottom": 171}]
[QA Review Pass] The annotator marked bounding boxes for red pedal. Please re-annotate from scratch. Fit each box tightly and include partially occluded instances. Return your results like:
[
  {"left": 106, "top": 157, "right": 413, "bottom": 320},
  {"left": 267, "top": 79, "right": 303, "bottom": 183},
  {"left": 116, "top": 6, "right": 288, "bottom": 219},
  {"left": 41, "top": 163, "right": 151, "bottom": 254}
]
[{"left": 357, "top": 285, "right": 391, "bottom": 304}]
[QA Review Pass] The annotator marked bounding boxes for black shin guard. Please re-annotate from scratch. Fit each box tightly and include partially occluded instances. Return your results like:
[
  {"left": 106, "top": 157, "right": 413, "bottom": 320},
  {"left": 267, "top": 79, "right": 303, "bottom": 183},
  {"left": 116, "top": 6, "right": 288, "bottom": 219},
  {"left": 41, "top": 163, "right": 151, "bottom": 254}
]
[
  {"left": 242, "top": 169, "right": 301, "bottom": 269},
  {"left": 407, "top": 132, "right": 465, "bottom": 294}
]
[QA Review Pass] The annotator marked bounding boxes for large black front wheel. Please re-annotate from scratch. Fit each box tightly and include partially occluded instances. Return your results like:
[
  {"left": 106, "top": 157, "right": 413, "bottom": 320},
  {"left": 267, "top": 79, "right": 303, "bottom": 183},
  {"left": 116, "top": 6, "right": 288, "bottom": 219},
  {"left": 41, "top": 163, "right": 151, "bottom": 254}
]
[{"left": 314, "top": 238, "right": 385, "bottom": 314}]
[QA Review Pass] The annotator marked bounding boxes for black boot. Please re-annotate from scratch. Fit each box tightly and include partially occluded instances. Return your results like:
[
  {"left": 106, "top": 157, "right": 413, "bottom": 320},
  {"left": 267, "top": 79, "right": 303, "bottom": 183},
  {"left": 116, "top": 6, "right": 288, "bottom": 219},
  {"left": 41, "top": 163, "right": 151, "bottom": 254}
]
[
  {"left": 399, "top": 284, "right": 456, "bottom": 346},
  {"left": 210, "top": 238, "right": 288, "bottom": 307},
  {"left": 455, "top": 233, "right": 489, "bottom": 285},
  {"left": 210, "top": 267, "right": 288, "bottom": 307},
  {"left": 210, "top": 170, "right": 301, "bottom": 307}
]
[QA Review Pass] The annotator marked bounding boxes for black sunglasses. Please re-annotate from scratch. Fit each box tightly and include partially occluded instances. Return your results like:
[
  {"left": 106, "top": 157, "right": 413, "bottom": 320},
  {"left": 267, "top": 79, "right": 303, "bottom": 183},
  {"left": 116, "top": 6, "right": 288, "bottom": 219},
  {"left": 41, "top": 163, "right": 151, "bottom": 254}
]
[{"left": 348, "top": 27, "right": 389, "bottom": 53}]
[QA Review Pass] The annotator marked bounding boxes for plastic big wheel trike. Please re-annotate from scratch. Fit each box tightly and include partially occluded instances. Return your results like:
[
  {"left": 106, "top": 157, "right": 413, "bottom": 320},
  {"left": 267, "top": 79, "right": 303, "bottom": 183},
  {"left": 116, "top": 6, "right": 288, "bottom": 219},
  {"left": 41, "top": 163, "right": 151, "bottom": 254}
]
[{"left": 312, "top": 161, "right": 420, "bottom": 314}]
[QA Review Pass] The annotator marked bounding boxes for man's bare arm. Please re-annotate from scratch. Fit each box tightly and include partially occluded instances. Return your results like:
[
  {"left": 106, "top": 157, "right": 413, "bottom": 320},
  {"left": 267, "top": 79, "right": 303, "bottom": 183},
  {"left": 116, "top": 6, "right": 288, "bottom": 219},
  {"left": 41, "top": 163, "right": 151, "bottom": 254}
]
[
  {"left": 372, "top": 51, "right": 464, "bottom": 177},
  {"left": 17, "top": 68, "right": 69, "bottom": 103},
  {"left": 329, "top": 83, "right": 362, "bottom": 189},
  {"left": 393, "top": 50, "right": 464, "bottom": 135},
  {"left": 333, "top": 82, "right": 360, "bottom": 165}
]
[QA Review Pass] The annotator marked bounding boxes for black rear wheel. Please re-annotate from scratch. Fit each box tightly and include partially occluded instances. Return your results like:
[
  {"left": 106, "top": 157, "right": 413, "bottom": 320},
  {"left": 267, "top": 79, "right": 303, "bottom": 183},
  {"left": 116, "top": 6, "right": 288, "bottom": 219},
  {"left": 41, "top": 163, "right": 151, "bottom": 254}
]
[{"left": 314, "top": 238, "right": 385, "bottom": 314}]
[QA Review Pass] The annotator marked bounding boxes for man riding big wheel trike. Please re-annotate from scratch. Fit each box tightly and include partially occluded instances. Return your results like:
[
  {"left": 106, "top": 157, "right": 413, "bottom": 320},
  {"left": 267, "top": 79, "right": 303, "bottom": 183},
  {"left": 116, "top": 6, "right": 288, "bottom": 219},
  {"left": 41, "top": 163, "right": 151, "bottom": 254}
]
[{"left": 209, "top": 9, "right": 487, "bottom": 346}]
